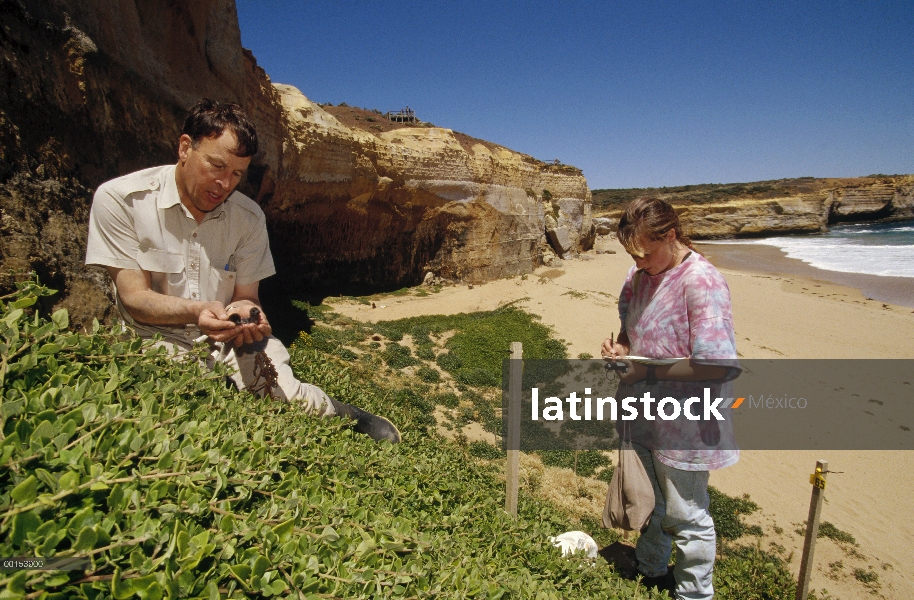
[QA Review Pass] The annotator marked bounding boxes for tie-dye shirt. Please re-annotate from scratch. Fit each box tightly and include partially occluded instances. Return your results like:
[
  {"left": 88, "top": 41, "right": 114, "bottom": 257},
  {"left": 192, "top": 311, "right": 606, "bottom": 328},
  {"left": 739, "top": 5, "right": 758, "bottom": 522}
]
[{"left": 616, "top": 252, "right": 740, "bottom": 471}]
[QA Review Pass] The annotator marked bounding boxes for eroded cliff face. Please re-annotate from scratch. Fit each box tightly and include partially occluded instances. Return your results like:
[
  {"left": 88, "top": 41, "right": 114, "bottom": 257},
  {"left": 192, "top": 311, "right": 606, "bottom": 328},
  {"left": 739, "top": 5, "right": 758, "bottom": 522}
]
[
  {"left": 1, "top": 0, "right": 591, "bottom": 325},
  {"left": 680, "top": 178, "right": 914, "bottom": 238},
  {"left": 265, "top": 85, "right": 591, "bottom": 287},
  {"left": 596, "top": 177, "right": 914, "bottom": 239}
]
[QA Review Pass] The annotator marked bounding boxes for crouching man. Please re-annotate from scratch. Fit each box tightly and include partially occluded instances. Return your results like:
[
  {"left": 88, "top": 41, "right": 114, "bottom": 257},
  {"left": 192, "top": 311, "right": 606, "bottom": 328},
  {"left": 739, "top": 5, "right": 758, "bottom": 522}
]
[{"left": 85, "top": 98, "right": 400, "bottom": 443}]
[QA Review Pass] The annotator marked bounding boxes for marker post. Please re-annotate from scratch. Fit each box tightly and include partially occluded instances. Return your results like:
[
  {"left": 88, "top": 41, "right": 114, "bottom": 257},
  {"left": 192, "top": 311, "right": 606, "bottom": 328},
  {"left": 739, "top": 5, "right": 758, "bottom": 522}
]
[
  {"left": 796, "top": 459, "right": 828, "bottom": 600},
  {"left": 505, "top": 342, "right": 522, "bottom": 516}
]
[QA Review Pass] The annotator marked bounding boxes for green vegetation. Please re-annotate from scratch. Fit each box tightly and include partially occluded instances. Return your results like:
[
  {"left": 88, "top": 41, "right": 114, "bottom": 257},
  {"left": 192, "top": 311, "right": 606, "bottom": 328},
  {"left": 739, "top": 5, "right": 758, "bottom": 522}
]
[
  {"left": 713, "top": 544, "right": 799, "bottom": 599},
  {"left": 0, "top": 277, "right": 809, "bottom": 598},
  {"left": 817, "top": 521, "right": 857, "bottom": 545},
  {"left": 537, "top": 451, "right": 610, "bottom": 478},
  {"left": 1, "top": 277, "right": 664, "bottom": 598},
  {"left": 416, "top": 366, "right": 441, "bottom": 383},
  {"left": 852, "top": 566, "right": 879, "bottom": 590},
  {"left": 467, "top": 441, "right": 505, "bottom": 460},
  {"left": 380, "top": 342, "right": 419, "bottom": 370},
  {"left": 366, "top": 303, "right": 566, "bottom": 388},
  {"left": 562, "top": 290, "right": 588, "bottom": 300},
  {"left": 708, "top": 487, "right": 760, "bottom": 540}
]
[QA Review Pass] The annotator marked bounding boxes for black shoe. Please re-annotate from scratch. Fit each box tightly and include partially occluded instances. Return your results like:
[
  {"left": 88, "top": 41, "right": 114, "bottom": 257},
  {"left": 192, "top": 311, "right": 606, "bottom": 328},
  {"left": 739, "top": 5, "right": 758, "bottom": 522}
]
[
  {"left": 328, "top": 398, "right": 401, "bottom": 443},
  {"left": 637, "top": 569, "right": 676, "bottom": 596}
]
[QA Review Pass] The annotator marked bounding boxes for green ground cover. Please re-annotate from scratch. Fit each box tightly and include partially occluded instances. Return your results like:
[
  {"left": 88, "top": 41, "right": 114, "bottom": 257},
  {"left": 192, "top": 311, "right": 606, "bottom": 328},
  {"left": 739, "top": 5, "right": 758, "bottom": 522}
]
[{"left": 1, "top": 277, "right": 818, "bottom": 598}]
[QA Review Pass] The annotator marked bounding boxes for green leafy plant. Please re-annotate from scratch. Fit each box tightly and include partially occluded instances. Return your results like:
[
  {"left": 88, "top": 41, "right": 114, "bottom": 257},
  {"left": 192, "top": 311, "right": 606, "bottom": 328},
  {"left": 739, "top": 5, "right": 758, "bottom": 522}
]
[
  {"left": 380, "top": 343, "right": 419, "bottom": 369},
  {"left": 852, "top": 567, "right": 879, "bottom": 589},
  {"left": 713, "top": 544, "right": 798, "bottom": 599},
  {"left": 417, "top": 366, "right": 441, "bottom": 383},
  {"left": 817, "top": 521, "right": 856, "bottom": 545},
  {"left": 1, "top": 275, "right": 678, "bottom": 598},
  {"left": 537, "top": 451, "right": 609, "bottom": 478},
  {"left": 708, "top": 487, "right": 759, "bottom": 540},
  {"left": 467, "top": 441, "right": 504, "bottom": 460}
]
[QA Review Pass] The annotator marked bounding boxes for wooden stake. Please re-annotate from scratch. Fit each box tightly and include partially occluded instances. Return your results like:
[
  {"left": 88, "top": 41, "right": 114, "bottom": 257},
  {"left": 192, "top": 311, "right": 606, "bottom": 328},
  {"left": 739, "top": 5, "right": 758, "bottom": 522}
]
[
  {"left": 796, "top": 459, "right": 828, "bottom": 600},
  {"left": 505, "top": 342, "right": 522, "bottom": 516}
]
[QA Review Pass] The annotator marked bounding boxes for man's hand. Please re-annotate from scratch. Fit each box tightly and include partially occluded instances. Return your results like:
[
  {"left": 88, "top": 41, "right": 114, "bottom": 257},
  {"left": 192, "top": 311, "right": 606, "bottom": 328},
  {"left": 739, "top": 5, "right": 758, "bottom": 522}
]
[
  {"left": 222, "top": 301, "right": 272, "bottom": 347},
  {"left": 198, "top": 302, "right": 239, "bottom": 342}
]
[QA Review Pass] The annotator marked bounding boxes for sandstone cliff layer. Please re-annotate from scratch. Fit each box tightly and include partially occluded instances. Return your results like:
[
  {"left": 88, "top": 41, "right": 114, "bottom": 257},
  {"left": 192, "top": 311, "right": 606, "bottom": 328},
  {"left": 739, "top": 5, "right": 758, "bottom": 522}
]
[
  {"left": 594, "top": 176, "right": 914, "bottom": 239},
  {"left": 0, "top": 0, "right": 592, "bottom": 326},
  {"left": 266, "top": 85, "right": 591, "bottom": 288}
]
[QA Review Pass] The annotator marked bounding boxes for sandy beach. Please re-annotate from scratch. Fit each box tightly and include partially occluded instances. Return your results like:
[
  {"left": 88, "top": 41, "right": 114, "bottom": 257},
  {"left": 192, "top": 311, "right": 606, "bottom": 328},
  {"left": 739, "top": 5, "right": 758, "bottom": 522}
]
[
  {"left": 700, "top": 241, "right": 914, "bottom": 310},
  {"left": 331, "top": 239, "right": 914, "bottom": 599}
]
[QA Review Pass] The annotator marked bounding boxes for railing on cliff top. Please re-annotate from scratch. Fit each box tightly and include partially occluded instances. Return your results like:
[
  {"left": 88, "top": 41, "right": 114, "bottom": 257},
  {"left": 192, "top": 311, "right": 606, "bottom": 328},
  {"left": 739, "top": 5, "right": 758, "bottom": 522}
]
[{"left": 386, "top": 107, "right": 416, "bottom": 123}]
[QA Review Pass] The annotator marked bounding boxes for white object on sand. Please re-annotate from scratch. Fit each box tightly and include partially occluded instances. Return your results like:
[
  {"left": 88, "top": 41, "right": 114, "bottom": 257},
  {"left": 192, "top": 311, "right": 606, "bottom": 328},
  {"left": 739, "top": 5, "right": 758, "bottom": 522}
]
[{"left": 548, "top": 531, "right": 598, "bottom": 559}]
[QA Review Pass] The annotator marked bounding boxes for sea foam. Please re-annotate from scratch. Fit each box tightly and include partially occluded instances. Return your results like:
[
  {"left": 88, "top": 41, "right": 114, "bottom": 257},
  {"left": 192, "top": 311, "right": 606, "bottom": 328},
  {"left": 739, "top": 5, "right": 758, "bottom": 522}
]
[{"left": 703, "top": 221, "right": 914, "bottom": 278}]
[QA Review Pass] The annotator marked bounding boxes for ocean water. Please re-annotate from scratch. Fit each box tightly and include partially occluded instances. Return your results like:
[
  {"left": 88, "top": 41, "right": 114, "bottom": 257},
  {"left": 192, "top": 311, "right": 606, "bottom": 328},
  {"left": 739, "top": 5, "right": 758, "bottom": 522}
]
[{"left": 703, "top": 220, "right": 914, "bottom": 278}]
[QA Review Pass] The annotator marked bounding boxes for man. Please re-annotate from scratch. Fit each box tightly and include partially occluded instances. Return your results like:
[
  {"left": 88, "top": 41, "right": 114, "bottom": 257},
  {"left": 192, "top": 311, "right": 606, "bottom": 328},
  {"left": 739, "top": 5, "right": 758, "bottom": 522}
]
[{"left": 85, "top": 98, "right": 399, "bottom": 443}]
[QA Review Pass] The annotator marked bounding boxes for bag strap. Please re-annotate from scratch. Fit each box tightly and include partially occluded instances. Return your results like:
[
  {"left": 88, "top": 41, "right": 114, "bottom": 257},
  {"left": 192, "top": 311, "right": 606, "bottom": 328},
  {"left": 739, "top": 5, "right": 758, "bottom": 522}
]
[
  {"left": 625, "top": 269, "right": 643, "bottom": 447},
  {"left": 616, "top": 270, "right": 643, "bottom": 452}
]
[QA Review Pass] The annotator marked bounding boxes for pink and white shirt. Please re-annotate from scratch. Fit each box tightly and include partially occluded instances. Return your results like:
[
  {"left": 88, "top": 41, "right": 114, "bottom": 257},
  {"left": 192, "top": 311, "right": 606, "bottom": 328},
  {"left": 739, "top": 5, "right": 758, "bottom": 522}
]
[{"left": 617, "top": 252, "right": 740, "bottom": 471}]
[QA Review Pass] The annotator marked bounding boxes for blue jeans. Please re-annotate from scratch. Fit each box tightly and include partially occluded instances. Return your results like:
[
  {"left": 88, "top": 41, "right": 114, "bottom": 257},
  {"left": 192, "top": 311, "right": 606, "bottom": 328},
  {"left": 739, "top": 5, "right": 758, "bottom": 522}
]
[{"left": 633, "top": 443, "right": 716, "bottom": 600}]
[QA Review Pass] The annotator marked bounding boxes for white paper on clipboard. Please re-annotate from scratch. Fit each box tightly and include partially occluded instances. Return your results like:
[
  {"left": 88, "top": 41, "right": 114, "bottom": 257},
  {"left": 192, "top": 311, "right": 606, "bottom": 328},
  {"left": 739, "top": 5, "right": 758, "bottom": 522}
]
[{"left": 602, "top": 355, "right": 687, "bottom": 366}]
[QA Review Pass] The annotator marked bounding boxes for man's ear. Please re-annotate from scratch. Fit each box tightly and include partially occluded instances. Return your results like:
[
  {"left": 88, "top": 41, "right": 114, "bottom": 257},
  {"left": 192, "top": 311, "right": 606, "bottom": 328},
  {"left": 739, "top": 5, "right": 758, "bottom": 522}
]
[{"left": 177, "top": 134, "right": 193, "bottom": 162}]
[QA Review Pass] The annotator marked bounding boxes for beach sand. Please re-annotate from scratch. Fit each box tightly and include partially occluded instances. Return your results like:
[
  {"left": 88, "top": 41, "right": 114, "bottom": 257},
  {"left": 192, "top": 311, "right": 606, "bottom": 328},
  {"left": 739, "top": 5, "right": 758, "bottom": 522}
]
[
  {"left": 700, "top": 241, "right": 914, "bottom": 310},
  {"left": 331, "top": 239, "right": 914, "bottom": 599}
]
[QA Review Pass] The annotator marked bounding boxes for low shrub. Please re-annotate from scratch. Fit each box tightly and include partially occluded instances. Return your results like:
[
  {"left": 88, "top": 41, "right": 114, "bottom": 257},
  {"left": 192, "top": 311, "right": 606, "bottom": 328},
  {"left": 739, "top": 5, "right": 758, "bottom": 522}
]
[
  {"left": 708, "top": 486, "right": 759, "bottom": 540},
  {"left": 467, "top": 441, "right": 505, "bottom": 460},
  {"left": 417, "top": 366, "right": 441, "bottom": 383},
  {"left": 0, "top": 276, "right": 674, "bottom": 598},
  {"left": 380, "top": 343, "right": 419, "bottom": 369},
  {"left": 537, "top": 451, "right": 609, "bottom": 478},
  {"left": 817, "top": 521, "right": 856, "bottom": 545}
]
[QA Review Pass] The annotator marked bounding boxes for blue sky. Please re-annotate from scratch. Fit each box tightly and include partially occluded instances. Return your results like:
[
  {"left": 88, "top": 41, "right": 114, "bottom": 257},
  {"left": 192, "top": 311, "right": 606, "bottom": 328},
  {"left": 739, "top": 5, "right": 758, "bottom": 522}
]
[{"left": 235, "top": 1, "right": 913, "bottom": 189}]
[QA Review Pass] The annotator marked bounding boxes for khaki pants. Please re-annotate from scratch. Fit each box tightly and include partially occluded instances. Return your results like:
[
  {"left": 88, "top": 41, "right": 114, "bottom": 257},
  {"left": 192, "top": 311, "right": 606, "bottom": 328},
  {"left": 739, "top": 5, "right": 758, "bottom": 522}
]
[{"left": 151, "top": 335, "right": 335, "bottom": 416}]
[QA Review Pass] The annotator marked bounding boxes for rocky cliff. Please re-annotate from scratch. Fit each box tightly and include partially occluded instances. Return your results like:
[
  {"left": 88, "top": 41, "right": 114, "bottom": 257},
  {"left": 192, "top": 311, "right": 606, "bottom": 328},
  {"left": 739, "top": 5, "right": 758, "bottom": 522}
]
[
  {"left": 593, "top": 176, "right": 914, "bottom": 239},
  {"left": 0, "top": 0, "right": 592, "bottom": 327},
  {"left": 266, "top": 85, "right": 590, "bottom": 288}
]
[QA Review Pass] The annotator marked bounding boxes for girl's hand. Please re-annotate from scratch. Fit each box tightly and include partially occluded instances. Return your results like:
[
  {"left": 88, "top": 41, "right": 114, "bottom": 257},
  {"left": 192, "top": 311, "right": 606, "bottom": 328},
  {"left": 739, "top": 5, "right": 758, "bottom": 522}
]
[
  {"left": 601, "top": 338, "right": 628, "bottom": 359},
  {"left": 619, "top": 360, "right": 645, "bottom": 385}
]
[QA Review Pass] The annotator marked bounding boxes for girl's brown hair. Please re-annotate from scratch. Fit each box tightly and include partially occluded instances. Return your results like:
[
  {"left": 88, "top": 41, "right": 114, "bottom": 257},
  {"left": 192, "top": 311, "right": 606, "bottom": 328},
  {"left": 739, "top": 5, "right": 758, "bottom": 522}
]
[{"left": 616, "top": 197, "right": 694, "bottom": 257}]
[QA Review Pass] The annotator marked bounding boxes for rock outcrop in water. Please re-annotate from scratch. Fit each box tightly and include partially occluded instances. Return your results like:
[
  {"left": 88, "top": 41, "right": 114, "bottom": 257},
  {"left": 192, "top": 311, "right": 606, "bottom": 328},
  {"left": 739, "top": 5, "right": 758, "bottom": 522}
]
[{"left": 0, "top": 0, "right": 592, "bottom": 326}]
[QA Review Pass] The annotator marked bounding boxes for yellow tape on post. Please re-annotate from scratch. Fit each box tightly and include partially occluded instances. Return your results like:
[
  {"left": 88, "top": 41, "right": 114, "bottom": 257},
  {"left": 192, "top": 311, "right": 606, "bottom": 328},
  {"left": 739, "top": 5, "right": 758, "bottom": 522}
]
[{"left": 809, "top": 468, "right": 826, "bottom": 490}]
